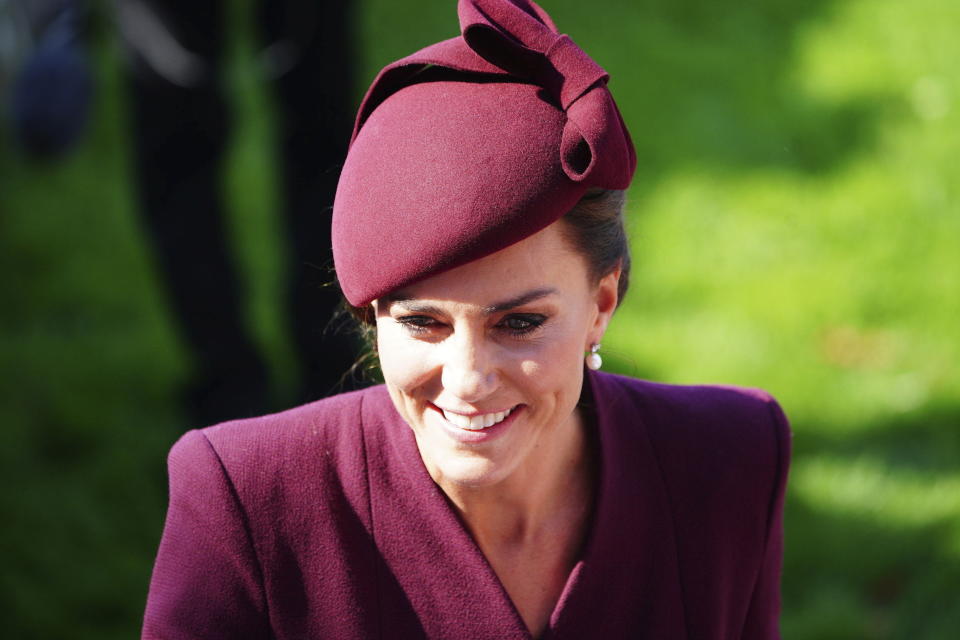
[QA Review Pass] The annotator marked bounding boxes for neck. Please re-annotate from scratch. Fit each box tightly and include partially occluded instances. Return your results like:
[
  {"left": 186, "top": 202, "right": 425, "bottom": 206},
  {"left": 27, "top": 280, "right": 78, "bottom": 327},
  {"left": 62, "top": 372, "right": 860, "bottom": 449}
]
[{"left": 439, "top": 407, "right": 595, "bottom": 549}]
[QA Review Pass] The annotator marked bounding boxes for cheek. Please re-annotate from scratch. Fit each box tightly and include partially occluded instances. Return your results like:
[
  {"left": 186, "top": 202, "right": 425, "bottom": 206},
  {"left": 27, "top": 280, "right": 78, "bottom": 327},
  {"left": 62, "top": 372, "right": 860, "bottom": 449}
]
[
  {"left": 515, "top": 327, "right": 587, "bottom": 394},
  {"left": 376, "top": 324, "right": 433, "bottom": 393}
]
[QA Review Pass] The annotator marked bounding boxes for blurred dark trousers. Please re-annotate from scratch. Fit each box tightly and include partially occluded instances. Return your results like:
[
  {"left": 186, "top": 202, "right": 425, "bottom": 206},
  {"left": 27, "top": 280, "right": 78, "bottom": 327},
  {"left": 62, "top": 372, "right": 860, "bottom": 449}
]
[{"left": 119, "top": 0, "right": 358, "bottom": 425}]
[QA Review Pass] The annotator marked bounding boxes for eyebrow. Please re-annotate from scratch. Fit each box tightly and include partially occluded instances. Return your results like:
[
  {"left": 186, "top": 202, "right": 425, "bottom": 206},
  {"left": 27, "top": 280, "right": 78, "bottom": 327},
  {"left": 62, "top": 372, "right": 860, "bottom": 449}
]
[
  {"left": 483, "top": 287, "right": 558, "bottom": 313},
  {"left": 384, "top": 287, "right": 558, "bottom": 315}
]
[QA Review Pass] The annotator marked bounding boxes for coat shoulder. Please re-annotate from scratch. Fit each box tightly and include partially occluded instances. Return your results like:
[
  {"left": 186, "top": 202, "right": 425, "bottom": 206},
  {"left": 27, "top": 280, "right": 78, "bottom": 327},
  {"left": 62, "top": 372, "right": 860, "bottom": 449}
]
[
  {"left": 591, "top": 372, "right": 791, "bottom": 509},
  {"left": 594, "top": 372, "right": 790, "bottom": 464},
  {"left": 167, "top": 386, "right": 390, "bottom": 527},
  {"left": 191, "top": 385, "right": 388, "bottom": 467}
]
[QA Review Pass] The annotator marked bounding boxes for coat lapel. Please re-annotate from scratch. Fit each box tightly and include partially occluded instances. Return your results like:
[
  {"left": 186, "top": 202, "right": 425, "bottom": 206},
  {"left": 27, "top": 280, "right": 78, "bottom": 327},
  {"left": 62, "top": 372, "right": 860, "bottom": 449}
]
[{"left": 544, "top": 371, "right": 688, "bottom": 638}]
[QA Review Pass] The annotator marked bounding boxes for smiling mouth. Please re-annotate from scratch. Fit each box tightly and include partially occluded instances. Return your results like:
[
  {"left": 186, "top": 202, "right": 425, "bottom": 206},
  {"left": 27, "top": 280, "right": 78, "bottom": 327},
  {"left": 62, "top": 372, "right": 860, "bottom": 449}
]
[{"left": 441, "top": 407, "right": 516, "bottom": 430}]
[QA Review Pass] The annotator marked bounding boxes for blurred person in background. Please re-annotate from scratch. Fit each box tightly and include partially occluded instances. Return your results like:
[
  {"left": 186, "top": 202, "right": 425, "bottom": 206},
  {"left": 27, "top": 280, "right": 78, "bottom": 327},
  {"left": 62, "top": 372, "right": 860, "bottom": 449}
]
[
  {"left": 117, "top": 0, "right": 359, "bottom": 426},
  {"left": 2, "top": 0, "right": 94, "bottom": 159},
  {"left": 142, "top": 1, "right": 791, "bottom": 637}
]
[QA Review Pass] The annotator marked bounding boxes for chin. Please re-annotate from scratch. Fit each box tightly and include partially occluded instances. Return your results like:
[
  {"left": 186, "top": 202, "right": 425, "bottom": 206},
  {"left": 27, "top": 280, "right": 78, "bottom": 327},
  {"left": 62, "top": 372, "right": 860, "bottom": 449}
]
[{"left": 428, "top": 451, "right": 514, "bottom": 489}]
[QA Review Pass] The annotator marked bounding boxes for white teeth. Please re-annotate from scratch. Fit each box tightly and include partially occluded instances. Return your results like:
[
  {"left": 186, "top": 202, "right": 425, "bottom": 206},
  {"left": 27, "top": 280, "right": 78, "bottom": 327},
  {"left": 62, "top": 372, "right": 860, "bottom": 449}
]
[{"left": 442, "top": 407, "right": 514, "bottom": 430}]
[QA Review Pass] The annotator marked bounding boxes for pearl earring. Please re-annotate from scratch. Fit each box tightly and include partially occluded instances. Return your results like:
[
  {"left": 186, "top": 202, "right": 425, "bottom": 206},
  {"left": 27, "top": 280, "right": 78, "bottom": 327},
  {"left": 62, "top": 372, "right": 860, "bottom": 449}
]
[{"left": 585, "top": 343, "right": 602, "bottom": 370}]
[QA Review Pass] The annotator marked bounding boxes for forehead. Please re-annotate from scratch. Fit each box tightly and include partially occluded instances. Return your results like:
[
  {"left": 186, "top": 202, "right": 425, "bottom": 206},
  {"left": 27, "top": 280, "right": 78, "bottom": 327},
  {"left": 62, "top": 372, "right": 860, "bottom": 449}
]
[{"left": 380, "top": 221, "right": 591, "bottom": 308}]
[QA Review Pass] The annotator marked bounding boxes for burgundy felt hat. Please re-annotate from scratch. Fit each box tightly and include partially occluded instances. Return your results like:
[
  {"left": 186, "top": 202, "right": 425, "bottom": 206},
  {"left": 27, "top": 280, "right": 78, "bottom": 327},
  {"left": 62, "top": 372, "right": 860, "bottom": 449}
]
[{"left": 332, "top": 0, "right": 636, "bottom": 306}]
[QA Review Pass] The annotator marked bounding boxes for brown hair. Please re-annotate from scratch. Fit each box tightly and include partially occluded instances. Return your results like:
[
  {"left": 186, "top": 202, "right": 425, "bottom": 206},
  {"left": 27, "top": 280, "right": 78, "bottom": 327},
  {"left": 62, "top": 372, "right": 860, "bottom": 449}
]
[{"left": 558, "top": 188, "right": 630, "bottom": 307}]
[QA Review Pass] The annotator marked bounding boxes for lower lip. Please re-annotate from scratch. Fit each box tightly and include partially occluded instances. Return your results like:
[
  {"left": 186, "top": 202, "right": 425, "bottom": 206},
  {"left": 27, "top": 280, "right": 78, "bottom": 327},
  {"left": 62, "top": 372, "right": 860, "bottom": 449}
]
[{"left": 431, "top": 405, "right": 523, "bottom": 444}]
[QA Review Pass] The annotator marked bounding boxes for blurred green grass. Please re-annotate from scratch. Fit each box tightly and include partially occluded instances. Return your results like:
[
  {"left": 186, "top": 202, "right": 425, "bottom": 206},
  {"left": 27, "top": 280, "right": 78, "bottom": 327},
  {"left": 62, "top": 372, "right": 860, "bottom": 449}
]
[{"left": 1, "top": 0, "right": 958, "bottom": 637}]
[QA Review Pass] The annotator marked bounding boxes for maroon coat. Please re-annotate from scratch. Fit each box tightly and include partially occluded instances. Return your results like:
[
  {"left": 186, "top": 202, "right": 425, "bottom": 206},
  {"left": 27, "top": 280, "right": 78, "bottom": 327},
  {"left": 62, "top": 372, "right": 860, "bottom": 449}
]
[{"left": 143, "top": 370, "right": 790, "bottom": 639}]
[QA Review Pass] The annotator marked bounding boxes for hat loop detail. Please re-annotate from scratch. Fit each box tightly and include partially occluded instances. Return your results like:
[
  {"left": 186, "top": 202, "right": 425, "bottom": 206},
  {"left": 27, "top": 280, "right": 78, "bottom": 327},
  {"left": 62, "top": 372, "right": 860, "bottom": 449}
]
[
  {"left": 458, "top": 0, "right": 620, "bottom": 182},
  {"left": 542, "top": 35, "right": 608, "bottom": 111},
  {"left": 459, "top": 1, "right": 608, "bottom": 110}
]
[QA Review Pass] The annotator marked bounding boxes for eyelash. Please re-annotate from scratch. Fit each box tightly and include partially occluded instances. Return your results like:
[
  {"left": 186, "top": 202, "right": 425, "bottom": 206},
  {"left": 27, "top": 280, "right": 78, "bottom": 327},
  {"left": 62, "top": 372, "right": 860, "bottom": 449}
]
[
  {"left": 395, "top": 314, "right": 547, "bottom": 338},
  {"left": 395, "top": 316, "right": 436, "bottom": 334},
  {"left": 497, "top": 314, "right": 547, "bottom": 336}
]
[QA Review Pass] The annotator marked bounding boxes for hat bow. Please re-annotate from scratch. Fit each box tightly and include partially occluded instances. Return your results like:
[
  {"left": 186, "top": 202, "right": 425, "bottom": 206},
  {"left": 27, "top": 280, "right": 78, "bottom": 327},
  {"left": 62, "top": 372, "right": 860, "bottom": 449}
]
[{"left": 459, "top": 0, "right": 631, "bottom": 183}]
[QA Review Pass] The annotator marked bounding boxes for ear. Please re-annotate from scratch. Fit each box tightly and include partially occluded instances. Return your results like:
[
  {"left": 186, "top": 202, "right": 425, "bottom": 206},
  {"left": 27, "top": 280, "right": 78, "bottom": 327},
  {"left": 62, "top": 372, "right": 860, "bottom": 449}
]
[{"left": 588, "top": 266, "right": 621, "bottom": 347}]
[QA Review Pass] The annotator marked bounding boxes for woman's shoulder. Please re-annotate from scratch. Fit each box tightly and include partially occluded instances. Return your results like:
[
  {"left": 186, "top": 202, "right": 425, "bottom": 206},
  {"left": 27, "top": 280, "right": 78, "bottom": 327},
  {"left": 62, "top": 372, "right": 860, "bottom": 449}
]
[
  {"left": 592, "top": 370, "right": 790, "bottom": 448},
  {"left": 591, "top": 371, "right": 791, "bottom": 496},
  {"left": 593, "top": 372, "right": 790, "bottom": 581},
  {"left": 172, "top": 385, "right": 382, "bottom": 454},
  {"left": 148, "top": 387, "right": 393, "bottom": 636},
  {"left": 165, "top": 385, "right": 392, "bottom": 514}
]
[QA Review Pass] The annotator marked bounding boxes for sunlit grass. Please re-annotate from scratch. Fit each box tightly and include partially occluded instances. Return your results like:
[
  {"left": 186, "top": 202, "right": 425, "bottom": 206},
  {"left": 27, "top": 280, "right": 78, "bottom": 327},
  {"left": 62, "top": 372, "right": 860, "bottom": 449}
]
[{"left": 793, "top": 456, "right": 960, "bottom": 530}]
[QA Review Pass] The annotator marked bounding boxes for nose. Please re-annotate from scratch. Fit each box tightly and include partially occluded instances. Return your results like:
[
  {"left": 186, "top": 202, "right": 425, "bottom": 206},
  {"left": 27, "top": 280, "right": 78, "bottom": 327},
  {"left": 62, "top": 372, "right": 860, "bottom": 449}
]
[{"left": 440, "top": 330, "right": 498, "bottom": 403}]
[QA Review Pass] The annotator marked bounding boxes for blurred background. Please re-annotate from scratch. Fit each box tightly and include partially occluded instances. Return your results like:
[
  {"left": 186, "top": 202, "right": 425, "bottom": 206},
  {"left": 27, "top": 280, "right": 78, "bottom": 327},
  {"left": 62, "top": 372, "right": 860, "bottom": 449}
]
[{"left": 1, "top": 0, "right": 957, "bottom": 637}]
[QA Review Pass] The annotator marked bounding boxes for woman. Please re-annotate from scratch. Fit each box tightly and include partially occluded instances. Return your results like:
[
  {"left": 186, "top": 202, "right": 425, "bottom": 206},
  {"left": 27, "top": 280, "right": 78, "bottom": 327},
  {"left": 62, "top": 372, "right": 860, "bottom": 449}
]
[{"left": 142, "top": 1, "right": 790, "bottom": 638}]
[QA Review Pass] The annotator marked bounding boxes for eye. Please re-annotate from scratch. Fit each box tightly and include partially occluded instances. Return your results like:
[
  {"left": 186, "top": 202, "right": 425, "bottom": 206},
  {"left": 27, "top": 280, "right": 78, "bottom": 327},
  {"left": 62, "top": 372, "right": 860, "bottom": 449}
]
[
  {"left": 395, "top": 315, "right": 441, "bottom": 334},
  {"left": 496, "top": 313, "right": 547, "bottom": 336}
]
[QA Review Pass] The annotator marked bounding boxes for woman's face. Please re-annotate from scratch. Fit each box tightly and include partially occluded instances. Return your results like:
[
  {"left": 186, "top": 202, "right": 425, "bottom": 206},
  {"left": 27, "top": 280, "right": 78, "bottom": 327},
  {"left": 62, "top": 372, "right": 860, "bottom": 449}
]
[{"left": 374, "top": 220, "right": 619, "bottom": 489}]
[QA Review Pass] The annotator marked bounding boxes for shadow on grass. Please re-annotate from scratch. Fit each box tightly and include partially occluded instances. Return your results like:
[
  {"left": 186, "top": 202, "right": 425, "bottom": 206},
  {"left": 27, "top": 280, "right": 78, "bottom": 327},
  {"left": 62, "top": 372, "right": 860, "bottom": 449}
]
[
  {"left": 793, "top": 402, "right": 960, "bottom": 475},
  {"left": 784, "top": 402, "right": 960, "bottom": 639}
]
